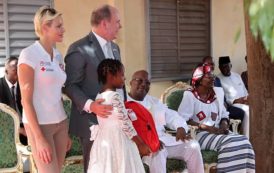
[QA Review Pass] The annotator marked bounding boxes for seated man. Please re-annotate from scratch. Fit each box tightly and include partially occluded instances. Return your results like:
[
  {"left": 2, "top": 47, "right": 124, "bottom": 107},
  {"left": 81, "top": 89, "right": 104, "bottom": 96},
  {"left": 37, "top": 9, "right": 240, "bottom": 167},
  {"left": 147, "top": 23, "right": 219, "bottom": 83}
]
[
  {"left": 217, "top": 56, "right": 250, "bottom": 138},
  {"left": 127, "top": 70, "right": 204, "bottom": 173},
  {"left": 0, "top": 57, "right": 27, "bottom": 145}
]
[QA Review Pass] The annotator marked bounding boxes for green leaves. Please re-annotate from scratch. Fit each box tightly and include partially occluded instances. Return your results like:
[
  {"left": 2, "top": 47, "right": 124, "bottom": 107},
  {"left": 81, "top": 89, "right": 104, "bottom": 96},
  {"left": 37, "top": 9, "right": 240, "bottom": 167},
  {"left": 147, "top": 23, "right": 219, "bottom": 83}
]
[{"left": 247, "top": 0, "right": 274, "bottom": 61}]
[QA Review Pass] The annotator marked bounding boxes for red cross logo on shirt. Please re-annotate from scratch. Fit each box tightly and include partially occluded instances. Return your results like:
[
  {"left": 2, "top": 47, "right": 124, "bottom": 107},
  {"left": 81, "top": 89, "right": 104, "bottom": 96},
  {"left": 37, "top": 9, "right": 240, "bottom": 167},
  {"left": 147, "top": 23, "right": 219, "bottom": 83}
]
[
  {"left": 41, "top": 67, "right": 46, "bottom": 71},
  {"left": 196, "top": 111, "right": 206, "bottom": 121}
]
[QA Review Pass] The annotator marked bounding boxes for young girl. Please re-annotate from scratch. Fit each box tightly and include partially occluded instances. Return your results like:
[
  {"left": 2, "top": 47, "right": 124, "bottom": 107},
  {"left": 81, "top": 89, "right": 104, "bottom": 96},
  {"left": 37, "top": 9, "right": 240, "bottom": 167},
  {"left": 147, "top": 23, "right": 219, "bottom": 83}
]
[{"left": 87, "top": 59, "right": 147, "bottom": 173}]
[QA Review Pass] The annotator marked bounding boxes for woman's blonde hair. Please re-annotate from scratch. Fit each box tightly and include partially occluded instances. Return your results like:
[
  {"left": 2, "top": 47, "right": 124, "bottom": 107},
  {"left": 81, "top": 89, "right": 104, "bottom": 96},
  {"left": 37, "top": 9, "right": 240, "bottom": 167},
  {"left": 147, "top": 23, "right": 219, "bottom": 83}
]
[{"left": 33, "top": 6, "right": 62, "bottom": 38}]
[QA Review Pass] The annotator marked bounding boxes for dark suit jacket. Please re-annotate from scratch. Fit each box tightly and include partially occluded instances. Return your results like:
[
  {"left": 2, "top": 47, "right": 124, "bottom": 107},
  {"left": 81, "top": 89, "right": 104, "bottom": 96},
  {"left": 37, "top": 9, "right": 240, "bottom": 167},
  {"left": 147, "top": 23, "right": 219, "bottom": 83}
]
[
  {"left": 0, "top": 77, "right": 27, "bottom": 145},
  {"left": 0, "top": 77, "right": 22, "bottom": 114},
  {"left": 64, "top": 32, "right": 121, "bottom": 138}
]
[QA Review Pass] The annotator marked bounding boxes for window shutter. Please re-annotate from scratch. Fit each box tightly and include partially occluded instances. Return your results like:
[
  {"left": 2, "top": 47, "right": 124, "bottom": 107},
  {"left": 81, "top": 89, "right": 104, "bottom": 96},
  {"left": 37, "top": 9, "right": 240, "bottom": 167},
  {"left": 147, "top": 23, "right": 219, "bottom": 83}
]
[
  {"left": 0, "top": 0, "right": 6, "bottom": 63},
  {"left": 0, "top": 0, "right": 51, "bottom": 65},
  {"left": 149, "top": 0, "right": 210, "bottom": 81}
]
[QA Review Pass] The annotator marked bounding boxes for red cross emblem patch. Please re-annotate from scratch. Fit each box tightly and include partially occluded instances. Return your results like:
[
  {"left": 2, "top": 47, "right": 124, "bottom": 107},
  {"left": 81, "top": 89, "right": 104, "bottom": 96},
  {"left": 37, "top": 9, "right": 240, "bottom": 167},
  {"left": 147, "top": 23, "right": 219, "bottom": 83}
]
[
  {"left": 41, "top": 67, "right": 46, "bottom": 71},
  {"left": 196, "top": 111, "right": 206, "bottom": 121}
]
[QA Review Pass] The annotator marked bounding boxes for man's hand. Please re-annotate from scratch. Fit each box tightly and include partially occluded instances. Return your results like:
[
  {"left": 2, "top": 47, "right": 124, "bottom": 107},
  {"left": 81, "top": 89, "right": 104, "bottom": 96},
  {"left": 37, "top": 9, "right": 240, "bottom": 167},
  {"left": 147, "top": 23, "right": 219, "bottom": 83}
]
[
  {"left": 176, "top": 127, "right": 191, "bottom": 142},
  {"left": 233, "top": 96, "right": 248, "bottom": 105},
  {"left": 90, "top": 99, "right": 112, "bottom": 117}
]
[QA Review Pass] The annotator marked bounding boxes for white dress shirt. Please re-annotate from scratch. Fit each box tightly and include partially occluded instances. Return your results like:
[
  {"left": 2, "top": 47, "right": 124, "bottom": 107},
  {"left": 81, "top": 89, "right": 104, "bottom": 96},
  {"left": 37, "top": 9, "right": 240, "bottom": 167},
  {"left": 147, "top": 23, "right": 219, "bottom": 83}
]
[
  {"left": 127, "top": 94, "right": 189, "bottom": 146},
  {"left": 93, "top": 31, "right": 114, "bottom": 59},
  {"left": 83, "top": 31, "right": 117, "bottom": 113},
  {"left": 217, "top": 72, "right": 248, "bottom": 105},
  {"left": 83, "top": 31, "right": 124, "bottom": 113},
  {"left": 4, "top": 76, "right": 18, "bottom": 98}
]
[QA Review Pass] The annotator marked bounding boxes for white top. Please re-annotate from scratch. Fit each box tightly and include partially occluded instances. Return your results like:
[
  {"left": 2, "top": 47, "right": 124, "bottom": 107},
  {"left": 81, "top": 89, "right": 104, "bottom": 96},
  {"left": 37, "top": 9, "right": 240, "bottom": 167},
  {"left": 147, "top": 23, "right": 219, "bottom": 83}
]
[
  {"left": 178, "top": 87, "right": 229, "bottom": 127},
  {"left": 127, "top": 94, "right": 189, "bottom": 146},
  {"left": 92, "top": 31, "right": 114, "bottom": 59},
  {"left": 90, "top": 90, "right": 137, "bottom": 140},
  {"left": 18, "top": 41, "right": 67, "bottom": 124},
  {"left": 217, "top": 72, "right": 248, "bottom": 105}
]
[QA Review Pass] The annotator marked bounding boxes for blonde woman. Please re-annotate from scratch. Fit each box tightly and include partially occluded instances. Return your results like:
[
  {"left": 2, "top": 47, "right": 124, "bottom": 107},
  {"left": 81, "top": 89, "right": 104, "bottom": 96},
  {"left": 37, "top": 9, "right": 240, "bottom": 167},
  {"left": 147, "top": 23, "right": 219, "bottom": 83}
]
[{"left": 18, "top": 6, "right": 71, "bottom": 173}]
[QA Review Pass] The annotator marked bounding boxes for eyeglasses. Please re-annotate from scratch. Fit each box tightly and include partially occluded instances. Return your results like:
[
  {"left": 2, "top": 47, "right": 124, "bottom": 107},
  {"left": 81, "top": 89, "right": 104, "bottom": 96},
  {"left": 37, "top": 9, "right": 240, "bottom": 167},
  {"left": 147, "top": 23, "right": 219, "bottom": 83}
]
[
  {"left": 41, "top": 7, "right": 57, "bottom": 17},
  {"left": 132, "top": 78, "right": 151, "bottom": 85}
]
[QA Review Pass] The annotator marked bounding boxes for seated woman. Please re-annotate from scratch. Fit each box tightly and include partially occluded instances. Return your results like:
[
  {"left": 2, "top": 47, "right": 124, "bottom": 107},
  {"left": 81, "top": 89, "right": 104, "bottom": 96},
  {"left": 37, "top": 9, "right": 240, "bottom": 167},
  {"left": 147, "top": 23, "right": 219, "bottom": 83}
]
[{"left": 178, "top": 64, "right": 255, "bottom": 173}]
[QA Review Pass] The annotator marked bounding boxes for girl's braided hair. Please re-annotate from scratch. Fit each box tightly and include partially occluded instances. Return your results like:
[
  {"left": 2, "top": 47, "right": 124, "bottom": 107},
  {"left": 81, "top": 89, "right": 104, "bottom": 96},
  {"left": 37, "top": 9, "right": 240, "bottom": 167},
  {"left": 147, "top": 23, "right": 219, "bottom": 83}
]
[{"left": 97, "top": 59, "right": 123, "bottom": 84}]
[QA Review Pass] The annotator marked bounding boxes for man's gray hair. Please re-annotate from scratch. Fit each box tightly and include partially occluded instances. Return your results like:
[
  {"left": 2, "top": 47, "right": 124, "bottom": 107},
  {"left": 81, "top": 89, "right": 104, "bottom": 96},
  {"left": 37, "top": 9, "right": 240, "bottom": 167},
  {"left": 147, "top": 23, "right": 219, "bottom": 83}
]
[{"left": 90, "top": 4, "right": 113, "bottom": 26}]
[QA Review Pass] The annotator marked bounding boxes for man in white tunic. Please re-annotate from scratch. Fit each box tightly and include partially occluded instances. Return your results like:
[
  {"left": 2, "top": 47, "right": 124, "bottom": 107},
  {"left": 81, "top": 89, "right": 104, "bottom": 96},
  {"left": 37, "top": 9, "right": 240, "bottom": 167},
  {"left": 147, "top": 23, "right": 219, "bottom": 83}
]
[
  {"left": 217, "top": 56, "right": 250, "bottom": 138},
  {"left": 127, "top": 70, "right": 204, "bottom": 173}
]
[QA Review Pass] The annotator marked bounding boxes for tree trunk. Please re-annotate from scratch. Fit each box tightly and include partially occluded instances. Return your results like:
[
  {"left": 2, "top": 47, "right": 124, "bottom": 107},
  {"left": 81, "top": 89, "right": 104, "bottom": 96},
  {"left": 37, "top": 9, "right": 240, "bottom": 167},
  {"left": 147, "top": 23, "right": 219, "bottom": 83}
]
[{"left": 244, "top": 7, "right": 274, "bottom": 173}]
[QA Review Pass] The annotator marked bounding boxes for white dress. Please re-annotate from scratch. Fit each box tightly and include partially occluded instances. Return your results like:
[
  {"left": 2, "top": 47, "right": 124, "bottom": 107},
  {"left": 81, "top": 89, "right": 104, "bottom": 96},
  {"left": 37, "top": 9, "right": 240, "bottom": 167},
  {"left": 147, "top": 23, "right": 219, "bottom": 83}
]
[{"left": 87, "top": 90, "right": 145, "bottom": 173}]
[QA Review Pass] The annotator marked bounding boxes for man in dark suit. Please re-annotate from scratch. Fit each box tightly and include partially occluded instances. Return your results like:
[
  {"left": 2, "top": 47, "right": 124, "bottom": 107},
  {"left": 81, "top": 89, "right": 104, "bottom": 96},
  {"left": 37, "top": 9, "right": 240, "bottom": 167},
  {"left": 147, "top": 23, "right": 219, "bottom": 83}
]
[
  {"left": 0, "top": 57, "right": 27, "bottom": 145},
  {"left": 64, "top": 5, "right": 123, "bottom": 172}
]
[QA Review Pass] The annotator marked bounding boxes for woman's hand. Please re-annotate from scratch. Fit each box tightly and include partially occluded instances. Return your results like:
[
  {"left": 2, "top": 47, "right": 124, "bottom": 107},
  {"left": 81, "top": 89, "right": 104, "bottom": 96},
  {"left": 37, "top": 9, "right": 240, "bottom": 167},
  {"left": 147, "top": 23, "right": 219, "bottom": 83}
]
[
  {"left": 201, "top": 124, "right": 225, "bottom": 135},
  {"left": 206, "top": 126, "right": 222, "bottom": 134},
  {"left": 36, "top": 136, "right": 52, "bottom": 164},
  {"left": 66, "top": 136, "right": 72, "bottom": 152},
  {"left": 219, "top": 119, "right": 229, "bottom": 135}
]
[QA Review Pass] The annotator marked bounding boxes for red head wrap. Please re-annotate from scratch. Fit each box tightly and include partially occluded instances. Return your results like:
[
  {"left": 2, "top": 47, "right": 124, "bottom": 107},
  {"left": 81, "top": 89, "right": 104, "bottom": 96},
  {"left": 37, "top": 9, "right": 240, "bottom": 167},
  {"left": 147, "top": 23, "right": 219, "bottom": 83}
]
[{"left": 191, "top": 64, "right": 212, "bottom": 87}]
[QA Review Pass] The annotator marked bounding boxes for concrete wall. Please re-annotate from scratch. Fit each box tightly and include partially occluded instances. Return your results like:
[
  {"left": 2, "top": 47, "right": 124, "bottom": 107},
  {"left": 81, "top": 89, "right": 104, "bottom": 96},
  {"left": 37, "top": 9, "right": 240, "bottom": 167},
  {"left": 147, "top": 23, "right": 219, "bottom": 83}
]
[
  {"left": 55, "top": 0, "right": 247, "bottom": 98},
  {"left": 211, "top": 0, "right": 247, "bottom": 74}
]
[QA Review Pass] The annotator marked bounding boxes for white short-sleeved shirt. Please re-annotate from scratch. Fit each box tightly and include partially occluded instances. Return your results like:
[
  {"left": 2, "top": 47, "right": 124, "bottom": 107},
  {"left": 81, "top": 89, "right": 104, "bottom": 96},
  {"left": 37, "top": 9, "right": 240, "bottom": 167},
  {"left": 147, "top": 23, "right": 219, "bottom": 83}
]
[{"left": 18, "top": 41, "right": 67, "bottom": 124}]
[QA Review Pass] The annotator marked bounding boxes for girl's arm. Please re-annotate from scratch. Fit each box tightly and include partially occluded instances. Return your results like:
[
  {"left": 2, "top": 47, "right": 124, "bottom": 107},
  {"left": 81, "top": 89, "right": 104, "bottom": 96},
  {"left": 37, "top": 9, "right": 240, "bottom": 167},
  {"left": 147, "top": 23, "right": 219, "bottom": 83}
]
[
  {"left": 111, "top": 93, "right": 151, "bottom": 156},
  {"left": 18, "top": 64, "right": 52, "bottom": 164},
  {"left": 111, "top": 93, "right": 137, "bottom": 139}
]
